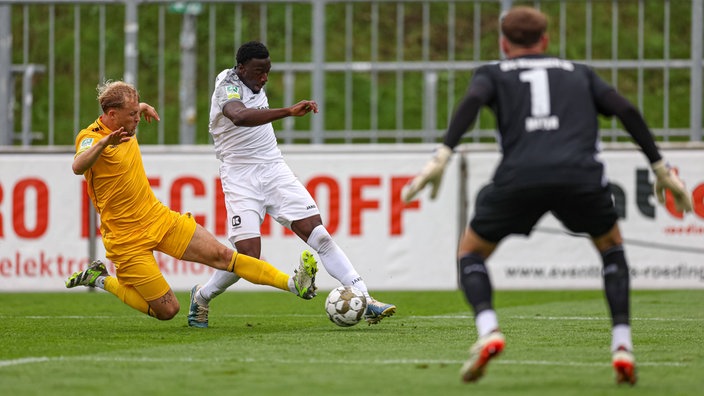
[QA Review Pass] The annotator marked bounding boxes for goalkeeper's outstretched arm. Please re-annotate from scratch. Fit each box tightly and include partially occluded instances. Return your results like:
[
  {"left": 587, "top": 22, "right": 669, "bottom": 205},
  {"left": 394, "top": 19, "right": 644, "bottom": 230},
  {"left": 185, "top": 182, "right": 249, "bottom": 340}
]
[
  {"left": 596, "top": 89, "right": 692, "bottom": 213},
  {"left": 402, "top": 79, "right": 491, "bottom": 203}
]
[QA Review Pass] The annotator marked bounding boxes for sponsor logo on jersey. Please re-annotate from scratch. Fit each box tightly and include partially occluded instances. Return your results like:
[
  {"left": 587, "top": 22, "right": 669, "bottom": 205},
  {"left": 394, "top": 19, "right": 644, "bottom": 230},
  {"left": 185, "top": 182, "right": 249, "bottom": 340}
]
[
  {"left": 225, "top": 85, "right": 240, "bottom": 100},
  {"left": 79, "top": 138, "right": 94, "bottom": 152},
  {"left": 306, "top": 204, "right": 316, "bottom": 210}
]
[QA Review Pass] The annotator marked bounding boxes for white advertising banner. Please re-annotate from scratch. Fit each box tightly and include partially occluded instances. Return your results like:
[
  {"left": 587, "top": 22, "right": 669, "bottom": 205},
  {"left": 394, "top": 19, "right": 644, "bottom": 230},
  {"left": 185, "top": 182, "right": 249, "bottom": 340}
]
[
  {"left": 0, "top": 146, "right": 461, "bottom": 292},
  {"left": 0, "top": 146, "right": 702, "bottom": 291},
  {"left": 466, "top": 149, "right": 704, "bottom": 289}
]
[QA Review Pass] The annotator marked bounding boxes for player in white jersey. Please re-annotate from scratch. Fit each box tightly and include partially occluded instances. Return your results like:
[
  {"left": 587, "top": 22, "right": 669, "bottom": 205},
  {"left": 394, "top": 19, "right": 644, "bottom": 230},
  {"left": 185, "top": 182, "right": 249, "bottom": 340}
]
[{"left": 188, "top": 41, "right": 396, "bottom": 328}]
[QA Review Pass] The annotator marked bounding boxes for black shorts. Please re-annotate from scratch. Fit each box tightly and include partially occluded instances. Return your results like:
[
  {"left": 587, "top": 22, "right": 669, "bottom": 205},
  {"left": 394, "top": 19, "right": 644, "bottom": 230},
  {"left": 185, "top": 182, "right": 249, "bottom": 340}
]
[{"left": 469, "top": 183, "right": 618, "bottom": 243}]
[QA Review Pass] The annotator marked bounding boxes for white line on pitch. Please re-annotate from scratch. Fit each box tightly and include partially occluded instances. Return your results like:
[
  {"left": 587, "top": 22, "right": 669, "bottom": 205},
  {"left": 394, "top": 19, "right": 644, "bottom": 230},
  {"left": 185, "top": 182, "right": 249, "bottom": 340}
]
[
  {"left": 4, "top": 314, "right": 701, "bottom": 322},
  {"left": 506, "top": 315, "right": 703, "bottom": 322},
  {"left": 0, "top": 355, "right": 689, "bottom": 369}
]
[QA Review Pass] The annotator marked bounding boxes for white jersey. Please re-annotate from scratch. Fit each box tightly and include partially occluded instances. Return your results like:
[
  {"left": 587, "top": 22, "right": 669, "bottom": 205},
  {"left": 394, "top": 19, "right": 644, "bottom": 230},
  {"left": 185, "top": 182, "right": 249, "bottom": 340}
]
[{"left": 209, "top": 68, "right": 283, "bottom": 164}]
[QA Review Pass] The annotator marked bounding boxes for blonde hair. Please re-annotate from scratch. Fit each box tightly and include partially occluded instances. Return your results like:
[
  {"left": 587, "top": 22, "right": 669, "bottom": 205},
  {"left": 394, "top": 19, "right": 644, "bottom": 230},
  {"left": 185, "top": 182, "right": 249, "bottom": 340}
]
[
  {"left": 501, "top": 6, "right": 548, "bottom": 47},
  {"left": 97, "top": 80, "right": 140, "bottom": 113}
]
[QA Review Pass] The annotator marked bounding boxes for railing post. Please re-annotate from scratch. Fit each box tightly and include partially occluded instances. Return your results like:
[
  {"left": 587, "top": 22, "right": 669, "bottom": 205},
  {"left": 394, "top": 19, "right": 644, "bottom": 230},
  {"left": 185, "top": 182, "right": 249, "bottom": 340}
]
[
  {"left": 179, "top": 9, "right": 198, "bottom": 144},
  {"left": 124, "top": 0, "right": 138, "bottom": 86},
  {"left": 423, "top": 71, "right": 438, "bottom": 143},
  {"left": 691, "top": 0, "right": 703, "bottom": 141},
  {"left": 0, "top": 5, "right": 11, "bottom": 145},
  {"left": 21, "top": 64, "right": 36, "bottom": 146},
  {"left": 311, "top": 0, "right": 326, "bottom": 144}
]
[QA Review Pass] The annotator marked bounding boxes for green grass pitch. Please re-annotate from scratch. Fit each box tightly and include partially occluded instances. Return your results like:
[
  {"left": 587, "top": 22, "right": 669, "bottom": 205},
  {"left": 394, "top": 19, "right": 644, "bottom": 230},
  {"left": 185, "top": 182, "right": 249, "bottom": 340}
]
[{"left": 1, "top": 289, "right": 701, "bottom": 396}]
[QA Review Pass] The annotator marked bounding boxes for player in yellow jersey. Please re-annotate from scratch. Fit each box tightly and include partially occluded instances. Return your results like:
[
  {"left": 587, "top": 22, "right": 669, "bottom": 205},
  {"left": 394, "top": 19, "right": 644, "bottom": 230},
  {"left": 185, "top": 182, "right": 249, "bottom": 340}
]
[{"left": 66, "top": 80, "right": 318, "bottom": 321}]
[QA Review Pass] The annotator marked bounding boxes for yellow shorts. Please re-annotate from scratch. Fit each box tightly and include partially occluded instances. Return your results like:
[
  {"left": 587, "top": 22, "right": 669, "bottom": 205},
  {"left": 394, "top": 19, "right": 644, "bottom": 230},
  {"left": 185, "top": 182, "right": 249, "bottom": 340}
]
[{"left": 105, "top": 211, "right": 197, "bottom": 301}]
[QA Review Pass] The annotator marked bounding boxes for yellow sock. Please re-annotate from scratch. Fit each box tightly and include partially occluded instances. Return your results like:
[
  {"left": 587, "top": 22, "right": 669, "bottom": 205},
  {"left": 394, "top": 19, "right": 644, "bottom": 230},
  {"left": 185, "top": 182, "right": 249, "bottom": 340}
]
[
  {"left": 227, "top": 252, "right": 289, "bottom": 292},
  {"left": 104, "top": 276, "right": 155, "bottom": 317}
]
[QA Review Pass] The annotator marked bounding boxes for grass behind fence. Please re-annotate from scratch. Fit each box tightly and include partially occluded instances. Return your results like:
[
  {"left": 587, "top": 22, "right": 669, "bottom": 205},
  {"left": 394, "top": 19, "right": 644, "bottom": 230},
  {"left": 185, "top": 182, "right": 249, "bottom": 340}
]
[{"left": 10, "top": 1, "right": 696, "bottom": 145}]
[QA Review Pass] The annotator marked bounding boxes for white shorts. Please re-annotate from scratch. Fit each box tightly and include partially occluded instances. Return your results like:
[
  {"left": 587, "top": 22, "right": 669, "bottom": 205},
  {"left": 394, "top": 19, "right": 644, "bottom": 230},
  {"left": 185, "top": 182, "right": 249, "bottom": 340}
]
[{"left": 219, "top": 161, "right": 319, "bottom": 244}]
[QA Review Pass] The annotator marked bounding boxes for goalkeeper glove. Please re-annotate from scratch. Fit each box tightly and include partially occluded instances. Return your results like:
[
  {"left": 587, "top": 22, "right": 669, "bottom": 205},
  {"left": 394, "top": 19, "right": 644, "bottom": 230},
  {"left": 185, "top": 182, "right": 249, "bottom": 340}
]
[
  {"left": 401, "top": 145, "right": 453, "bottom": 203},
  {"left": 651, "top": 160, "right": 693, "bottom": 213}
]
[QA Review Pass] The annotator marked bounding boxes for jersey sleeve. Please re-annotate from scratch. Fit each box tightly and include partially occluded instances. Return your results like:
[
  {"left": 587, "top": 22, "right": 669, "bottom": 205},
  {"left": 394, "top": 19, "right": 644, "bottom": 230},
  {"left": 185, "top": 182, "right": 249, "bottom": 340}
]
[
  {"left": 589, "top": 68, "right": 662, "bottom": 164},
  {"left": 213, "top": 80, "right": 243, "bottom": 111},
  {"left": 587, "top": 68, "right": 618, "bottom": 116},
  {"left": 443, "top": 66, "right": 495, "bottom": 149},
  {"left": 75, "top": 130, "right": 100, "bottom": 157}
]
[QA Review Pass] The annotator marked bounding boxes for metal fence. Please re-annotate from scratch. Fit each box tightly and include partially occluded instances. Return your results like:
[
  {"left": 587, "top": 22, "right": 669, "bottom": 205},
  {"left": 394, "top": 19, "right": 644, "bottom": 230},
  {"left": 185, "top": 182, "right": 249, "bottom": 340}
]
[{"left": 1, "top": 0, "right": 702, "bottom": 146}]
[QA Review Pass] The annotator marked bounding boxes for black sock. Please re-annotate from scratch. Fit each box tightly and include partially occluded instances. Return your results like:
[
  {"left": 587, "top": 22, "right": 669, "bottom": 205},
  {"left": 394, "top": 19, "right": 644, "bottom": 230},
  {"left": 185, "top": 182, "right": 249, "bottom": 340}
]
[
  {"left": 458, "top": 253, "right": 493, "bottom": 315},
  {"left": 602, "top": 246, "right": 630, "bottom": 326}
]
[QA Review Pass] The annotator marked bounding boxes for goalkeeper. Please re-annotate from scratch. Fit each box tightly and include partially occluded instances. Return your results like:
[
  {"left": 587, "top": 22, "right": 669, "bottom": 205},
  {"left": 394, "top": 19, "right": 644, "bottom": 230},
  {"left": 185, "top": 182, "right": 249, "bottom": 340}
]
[{"left": 402, "top": 5, "right": 692, "bottom": 387}]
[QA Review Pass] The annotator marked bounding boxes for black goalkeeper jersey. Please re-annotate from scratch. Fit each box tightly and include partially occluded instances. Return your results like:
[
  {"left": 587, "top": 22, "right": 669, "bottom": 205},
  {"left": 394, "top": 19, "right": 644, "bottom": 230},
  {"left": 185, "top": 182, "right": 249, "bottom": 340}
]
[{"left": 444, "top": 54, "right": 661, "bottom": 188}]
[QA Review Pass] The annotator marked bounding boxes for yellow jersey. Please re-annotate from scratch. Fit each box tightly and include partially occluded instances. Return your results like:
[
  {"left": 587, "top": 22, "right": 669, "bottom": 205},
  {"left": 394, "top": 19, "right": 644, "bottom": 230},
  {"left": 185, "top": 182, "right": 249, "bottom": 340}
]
[{"left": 75, "top": 118, "right": 173, "bottom": 244}]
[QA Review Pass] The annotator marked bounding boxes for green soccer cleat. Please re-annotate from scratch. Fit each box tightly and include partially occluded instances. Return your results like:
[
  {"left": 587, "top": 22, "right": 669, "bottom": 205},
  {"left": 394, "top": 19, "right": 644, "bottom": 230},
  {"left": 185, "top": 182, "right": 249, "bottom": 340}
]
[
  {"left": 65, "top": 260, "right": 109, "bottom": 288},
  {"left": 294, "top": 250, "right": 318, "bottom": 300},
  {"left": 460, "top": 330, "right": 505, "bottom": 383},
  {"left": 187, "top": 284, "right": 209, "bottom": 328},
  {"left": 364, "top": 298, "right": 396, "bottom": 325},
  {"left": 613, "top": 346, "right": 637, "bottom": 385}
]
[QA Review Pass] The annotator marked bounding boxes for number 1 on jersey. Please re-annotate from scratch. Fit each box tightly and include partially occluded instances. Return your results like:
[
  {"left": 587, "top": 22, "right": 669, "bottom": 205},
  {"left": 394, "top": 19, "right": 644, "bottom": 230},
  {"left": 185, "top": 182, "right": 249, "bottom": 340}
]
[{"left": 519, "top": 68, "right": 559, "bottom": 132}]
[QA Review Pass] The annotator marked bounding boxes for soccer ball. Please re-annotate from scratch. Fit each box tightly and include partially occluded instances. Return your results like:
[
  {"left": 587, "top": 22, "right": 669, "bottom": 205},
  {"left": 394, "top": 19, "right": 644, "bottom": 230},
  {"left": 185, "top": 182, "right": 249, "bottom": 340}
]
[{"left": 324, "top": 286, "right": 368, "bottom": 327}]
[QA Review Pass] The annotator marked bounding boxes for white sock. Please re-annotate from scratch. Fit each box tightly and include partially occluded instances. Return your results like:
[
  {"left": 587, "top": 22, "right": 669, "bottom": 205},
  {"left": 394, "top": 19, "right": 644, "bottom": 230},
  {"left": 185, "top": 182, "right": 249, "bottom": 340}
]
[
  {"left": 611, "top": 324, "right": 633, "bottom": 352},
  {"left": 287, "top": 278, "right": 298, "bottom": 294},
  {"left": 95, "top": 276, "right": 106, "bottom": 289},
  {"left": 199, "top": 270, "right": 240, "bottom": 304},
  {"left": 306, "top": 225, "right": 370, "bottom": 298},
  {"left": 475, "top": 310, "right": 499, "bottom": 337}
]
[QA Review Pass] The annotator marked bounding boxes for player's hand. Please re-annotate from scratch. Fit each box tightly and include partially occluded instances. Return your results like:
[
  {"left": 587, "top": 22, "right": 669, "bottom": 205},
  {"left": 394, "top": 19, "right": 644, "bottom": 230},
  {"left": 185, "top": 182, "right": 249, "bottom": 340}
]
[
  {"left": 104, "top": 127, "right": 132, "bottom": 147},
  {"left": 652, "top": 160, "right": 693, "bottom": 213},
  {"left": 401, "top": 145, "right": 453, "bottom": 203},
  {"left": 139, "top": 102, "right": 161, "bottom": 123},
  {"left": 290, "top": 100, "right": 318, "bottom": 116}
]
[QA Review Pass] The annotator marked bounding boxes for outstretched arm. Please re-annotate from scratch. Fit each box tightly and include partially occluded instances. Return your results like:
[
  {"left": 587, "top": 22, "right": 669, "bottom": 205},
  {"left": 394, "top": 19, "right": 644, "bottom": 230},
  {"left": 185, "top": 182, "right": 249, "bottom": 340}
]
[
  {"left": 72, "top": 128, "right": 132, "bottom": 175},
  {"left": 140, "top": 102, "right": 160, "bottom": 123},
  {"left": 402, "top": 78, "right": 491, "bottom": 203},
  {"left": 596, "top": 90, "right": 661, "bottom": 164},
  {"left": 223, "top": 100, "right": 318, "bottom": 127},
  {"left": 443, "top": 85, "right": 489, "bottom": 149},
  {"left": 596, "top": 90, "right": 692, "bottom": 213}
]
